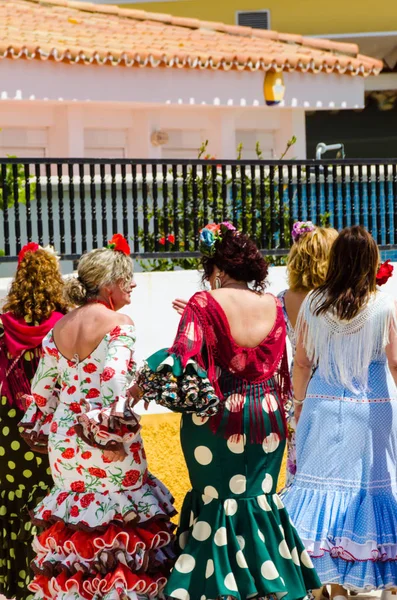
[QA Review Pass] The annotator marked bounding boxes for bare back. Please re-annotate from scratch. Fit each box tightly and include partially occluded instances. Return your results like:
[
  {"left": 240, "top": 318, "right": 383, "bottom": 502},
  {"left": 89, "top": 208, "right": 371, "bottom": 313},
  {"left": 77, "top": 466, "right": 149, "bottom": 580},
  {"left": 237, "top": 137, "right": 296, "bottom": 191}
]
[
  {"left": 53, "top": 305, "right": 133, "bottom": 362},
  {"left": 283, "top": 289, "right": 309, "bottom": 329},
  {"left": 209, "top": 289, "right": 277, "bottom": 348}
]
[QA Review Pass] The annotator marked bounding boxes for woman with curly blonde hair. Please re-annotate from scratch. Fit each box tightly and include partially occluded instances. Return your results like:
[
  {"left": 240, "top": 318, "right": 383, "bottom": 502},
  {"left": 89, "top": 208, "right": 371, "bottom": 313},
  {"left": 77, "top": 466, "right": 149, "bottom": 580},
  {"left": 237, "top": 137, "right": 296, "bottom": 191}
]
[
  {"left": 0, "top": 242, "right": 68, "bottom": 600},
  {"left": 278, "top": 223, "right": 338, "bottom": 490}
]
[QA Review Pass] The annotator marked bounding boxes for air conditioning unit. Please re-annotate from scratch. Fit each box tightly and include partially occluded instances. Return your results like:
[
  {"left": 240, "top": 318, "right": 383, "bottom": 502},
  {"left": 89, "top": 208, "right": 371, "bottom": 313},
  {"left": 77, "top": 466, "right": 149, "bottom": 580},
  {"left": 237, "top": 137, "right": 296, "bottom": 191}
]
[{"left": 236, "top": 10, "right": 270, "bottom": 30}]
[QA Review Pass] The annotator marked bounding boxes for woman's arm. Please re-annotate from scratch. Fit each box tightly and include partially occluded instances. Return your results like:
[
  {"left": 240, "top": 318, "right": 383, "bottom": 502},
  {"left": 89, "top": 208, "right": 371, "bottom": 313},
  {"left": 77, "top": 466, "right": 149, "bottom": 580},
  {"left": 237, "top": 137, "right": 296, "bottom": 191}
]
[
  {"left": 386, "top": 302, "right": 397, "bottom": 387},
  {"left": 292, "top": 332, "right": 314, "bottom": 424}
]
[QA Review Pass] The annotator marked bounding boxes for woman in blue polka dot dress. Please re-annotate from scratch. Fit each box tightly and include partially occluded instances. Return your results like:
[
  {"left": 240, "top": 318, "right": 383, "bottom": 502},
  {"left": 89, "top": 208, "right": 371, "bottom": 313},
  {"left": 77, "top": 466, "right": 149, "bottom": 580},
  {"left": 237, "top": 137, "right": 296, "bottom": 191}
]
[
  {"left": 0, "top": 243, "right": 67, "bottom": 599},
  {"left": 283, "top": 226, "right": 397, "bottom": 599},
  {"left": 134, "top": 223, "right": 321, "bottom": 600}
]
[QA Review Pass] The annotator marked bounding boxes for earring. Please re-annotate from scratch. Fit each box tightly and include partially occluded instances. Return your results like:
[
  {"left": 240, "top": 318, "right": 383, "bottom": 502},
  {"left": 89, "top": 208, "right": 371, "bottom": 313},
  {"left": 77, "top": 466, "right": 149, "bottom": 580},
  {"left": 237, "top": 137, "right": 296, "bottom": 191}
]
[
  {"left": 108, "top": 297, "right": 115, "bottom": 311},
  {"left": 214, "top": 275, "right": 222, "bottom": 290}
]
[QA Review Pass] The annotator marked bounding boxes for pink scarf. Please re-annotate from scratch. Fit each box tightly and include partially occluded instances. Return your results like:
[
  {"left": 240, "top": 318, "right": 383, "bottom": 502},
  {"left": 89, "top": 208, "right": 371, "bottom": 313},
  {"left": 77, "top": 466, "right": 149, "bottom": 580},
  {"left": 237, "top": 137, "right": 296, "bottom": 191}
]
[
  {"left": 0, "top": 311, "right": 63, "bottom": 408},
  {"left": 1, "top": 311, "right": 63, "bottom": 357}
]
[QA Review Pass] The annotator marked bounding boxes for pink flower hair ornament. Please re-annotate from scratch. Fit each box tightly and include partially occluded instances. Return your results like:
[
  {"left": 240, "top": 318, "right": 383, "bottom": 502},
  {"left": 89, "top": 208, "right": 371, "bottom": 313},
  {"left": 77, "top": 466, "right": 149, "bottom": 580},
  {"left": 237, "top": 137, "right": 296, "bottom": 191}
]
[{"left": 291, "top": 221, "right": 316, "bottom": 242}]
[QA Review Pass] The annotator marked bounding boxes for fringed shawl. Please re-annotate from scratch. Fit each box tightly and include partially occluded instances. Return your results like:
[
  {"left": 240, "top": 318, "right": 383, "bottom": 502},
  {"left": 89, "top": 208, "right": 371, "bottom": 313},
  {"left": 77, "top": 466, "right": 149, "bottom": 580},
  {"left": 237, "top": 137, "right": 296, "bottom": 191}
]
[
  {"left": 168, "top": 291, "right": 290, "bottom": 442},
  {"left": 0, "top": 311, "right": 64, "bottom": 408},
  {"left": 297, "top": 291, "right": 397, "bottom": 393}
]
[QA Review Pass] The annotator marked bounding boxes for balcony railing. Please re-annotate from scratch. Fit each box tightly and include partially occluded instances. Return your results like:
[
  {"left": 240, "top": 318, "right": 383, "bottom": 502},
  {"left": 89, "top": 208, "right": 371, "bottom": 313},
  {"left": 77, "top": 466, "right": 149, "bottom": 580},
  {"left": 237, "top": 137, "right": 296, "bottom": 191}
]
[{"left": 1, "top": 157, "right": 397, "bottom": 263}]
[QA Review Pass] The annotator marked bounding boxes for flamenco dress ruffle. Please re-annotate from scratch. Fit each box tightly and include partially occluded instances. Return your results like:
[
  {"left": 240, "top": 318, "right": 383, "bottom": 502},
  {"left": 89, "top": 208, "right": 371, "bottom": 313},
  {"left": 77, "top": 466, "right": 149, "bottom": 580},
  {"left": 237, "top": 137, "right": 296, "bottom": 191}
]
[
  {"left": 20, "top": 399, "right": 176, "bottom": 600},
  {"left": 136, "top": 349, "right": 321, "bottom": 600}
]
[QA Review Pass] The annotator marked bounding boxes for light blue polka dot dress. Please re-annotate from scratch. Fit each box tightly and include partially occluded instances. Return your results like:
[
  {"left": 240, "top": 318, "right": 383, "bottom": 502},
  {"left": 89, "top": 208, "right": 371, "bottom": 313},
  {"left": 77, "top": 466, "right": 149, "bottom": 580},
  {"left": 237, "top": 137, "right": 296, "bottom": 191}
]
[{"left": 283, "top": 290, "right": 397, "bottom": 591}]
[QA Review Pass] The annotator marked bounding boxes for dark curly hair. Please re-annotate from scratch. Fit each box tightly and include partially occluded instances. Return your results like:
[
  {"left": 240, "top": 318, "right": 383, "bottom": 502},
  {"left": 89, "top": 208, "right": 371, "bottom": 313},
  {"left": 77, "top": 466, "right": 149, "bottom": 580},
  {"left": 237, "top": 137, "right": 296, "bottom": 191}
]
[
  {"left": 201, "top": 230, "right": 268, "bottom": 292},
  {"left": 3, "top": 249, "right": 68, "bottom": 324}
]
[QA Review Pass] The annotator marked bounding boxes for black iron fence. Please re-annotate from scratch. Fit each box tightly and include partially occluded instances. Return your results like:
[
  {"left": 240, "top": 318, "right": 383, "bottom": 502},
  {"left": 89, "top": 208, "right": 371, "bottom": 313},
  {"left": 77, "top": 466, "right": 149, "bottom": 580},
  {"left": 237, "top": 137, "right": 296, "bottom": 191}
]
[{"left": 1, "top": 157, "right": 397, "bottom": 263}]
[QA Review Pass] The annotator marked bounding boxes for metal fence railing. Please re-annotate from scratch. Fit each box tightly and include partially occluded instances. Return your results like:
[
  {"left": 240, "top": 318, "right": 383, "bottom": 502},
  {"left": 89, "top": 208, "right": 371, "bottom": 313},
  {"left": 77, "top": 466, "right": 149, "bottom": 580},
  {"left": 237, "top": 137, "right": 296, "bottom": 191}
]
[{"left": 1, "top": 158, "right": 397, "bottom": 262}]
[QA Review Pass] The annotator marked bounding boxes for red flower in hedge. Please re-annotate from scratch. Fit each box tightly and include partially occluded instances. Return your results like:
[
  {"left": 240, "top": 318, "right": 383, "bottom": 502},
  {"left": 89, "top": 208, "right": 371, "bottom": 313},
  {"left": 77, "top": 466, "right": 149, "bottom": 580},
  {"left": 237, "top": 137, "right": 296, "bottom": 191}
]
[
  {"left": 67, "top": 386, "right": 77, "bottom": 396},
  {"left": 86, "top": 389, "right": 100, "bottom": 399},
  {"left": 101, "top": 367, "right": 115, "bottom": 383},
  {"left": 34, "top": 394, "right": 47, "bottom": 407},
  {"left": 377, "top": 259, "right": 394, "bottom": 286},
  {"left": 69, "top": 403, "right": 82, "bottom": 413},
  {"left": 57, "top": 492, "right": 69, "bottom": 505},
  {"left": 107, "top": 233, "right": 130, "bottom": 256},
  {"left": 88, "top": 467, "right": 107, "bottom": 479},
  {"left": 83, "top": 363, "right": 97, "bottom": 374},
  {"left": 121, "top": 469, "right": 140, "bottom": 487},
  {"left": 159, "top": 235, "right": 175, "bottom": 245},
  {"left": 80, "top": 493, "right": 95, "bottom": 508},
  {"left": 81, "top": 451, "right": 92, "bottom": 460},
  {"left": 70, "top": 506, "right": 79, "bottom": 517},
  {"left": 70, "top": 481, "right": 86, "bottom": 493},
  {"left": 62, "top": 448, "right": 75, "bottom": 459}
]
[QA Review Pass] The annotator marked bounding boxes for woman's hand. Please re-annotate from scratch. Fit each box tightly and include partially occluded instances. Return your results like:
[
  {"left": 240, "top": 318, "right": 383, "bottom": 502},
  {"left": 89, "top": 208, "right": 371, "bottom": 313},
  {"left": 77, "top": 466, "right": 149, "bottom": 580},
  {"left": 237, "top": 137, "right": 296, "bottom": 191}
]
[
  {"left": 103, "top": 446, "right": 127, "bottom": 462},
  {"left": 294, "top": 401, "right": 304, "bottom": 425},
  {"left": 172, "top": 298, "right": 188, "bottom": 316}
]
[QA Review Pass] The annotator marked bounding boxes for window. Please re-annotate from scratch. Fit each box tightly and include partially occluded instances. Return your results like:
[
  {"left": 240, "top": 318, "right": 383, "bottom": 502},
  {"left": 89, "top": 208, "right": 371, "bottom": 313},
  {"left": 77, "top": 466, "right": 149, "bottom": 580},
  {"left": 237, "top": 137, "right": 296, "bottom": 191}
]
[
  {"left": 0, "top": 128, "right": 48, "bottom": 157},
  {"left": 84, "top": 129, "right": 127, "bottom": 158},
  {"left": 236, "top": 10, "right": 270, "bottom": 30},
  {"left": 235, "top": 130, "right": 275, "bottom": 159},
  {"left": 161, "top": 129, "right": 205, "bottom": 160}
]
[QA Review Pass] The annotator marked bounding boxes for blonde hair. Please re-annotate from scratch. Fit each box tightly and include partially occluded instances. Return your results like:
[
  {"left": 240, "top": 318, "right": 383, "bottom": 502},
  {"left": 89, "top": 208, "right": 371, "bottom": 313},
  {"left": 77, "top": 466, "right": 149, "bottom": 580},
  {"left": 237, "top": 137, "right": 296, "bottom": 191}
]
[
  {"left": 3, "top": 249, "right": 68, "bottom": 324},
  {"left": 63, "top": 248, "right": 133, "bottom": 306},
  {"left": 287, "top": 227, "right": 338, "bottom": 292}
]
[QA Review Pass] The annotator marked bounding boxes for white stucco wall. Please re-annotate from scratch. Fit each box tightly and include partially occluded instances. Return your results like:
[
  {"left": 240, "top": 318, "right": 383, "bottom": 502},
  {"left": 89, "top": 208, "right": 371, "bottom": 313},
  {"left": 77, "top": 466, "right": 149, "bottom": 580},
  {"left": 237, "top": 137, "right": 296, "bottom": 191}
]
[{"left": 1, "top": 266, "right": 397, "bottom": 406}]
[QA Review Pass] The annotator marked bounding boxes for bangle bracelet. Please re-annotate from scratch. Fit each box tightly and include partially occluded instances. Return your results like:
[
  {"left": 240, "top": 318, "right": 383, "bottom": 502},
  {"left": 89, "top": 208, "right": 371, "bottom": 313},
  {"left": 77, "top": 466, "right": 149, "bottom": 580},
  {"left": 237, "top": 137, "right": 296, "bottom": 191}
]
[{"left": 293, "top": 397, "right": 305, "bottom": 405}]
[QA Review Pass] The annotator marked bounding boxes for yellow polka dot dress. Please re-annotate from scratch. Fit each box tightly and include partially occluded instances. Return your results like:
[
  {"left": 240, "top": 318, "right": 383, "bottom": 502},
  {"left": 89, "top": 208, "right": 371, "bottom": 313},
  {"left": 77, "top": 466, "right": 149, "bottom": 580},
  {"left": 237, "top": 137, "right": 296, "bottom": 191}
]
[{"left": 0, "top": 343, "right": 53, "bottom": 600}]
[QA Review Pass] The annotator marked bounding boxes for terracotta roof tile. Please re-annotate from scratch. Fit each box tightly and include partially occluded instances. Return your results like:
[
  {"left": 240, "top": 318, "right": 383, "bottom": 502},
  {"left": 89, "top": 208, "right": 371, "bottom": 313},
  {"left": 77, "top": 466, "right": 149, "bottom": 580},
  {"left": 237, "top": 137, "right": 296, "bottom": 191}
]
[{"left": 0, "top": 0, "right": 383, "bottom": 76}]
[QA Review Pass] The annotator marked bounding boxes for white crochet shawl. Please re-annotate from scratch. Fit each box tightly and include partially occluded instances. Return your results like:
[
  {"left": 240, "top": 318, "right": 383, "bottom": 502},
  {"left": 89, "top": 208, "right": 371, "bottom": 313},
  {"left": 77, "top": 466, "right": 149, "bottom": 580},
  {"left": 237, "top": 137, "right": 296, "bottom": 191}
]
[{"left": 296, "top": 290, "right": 397, "bottom": 393}]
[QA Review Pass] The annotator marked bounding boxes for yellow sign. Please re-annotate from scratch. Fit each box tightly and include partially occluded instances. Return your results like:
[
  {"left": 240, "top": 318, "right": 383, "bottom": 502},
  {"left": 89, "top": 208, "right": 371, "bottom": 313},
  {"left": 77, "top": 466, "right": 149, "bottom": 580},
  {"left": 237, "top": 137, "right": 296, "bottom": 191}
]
[{"left": 264, "top": 71, "right": 285, "bottom": 106}]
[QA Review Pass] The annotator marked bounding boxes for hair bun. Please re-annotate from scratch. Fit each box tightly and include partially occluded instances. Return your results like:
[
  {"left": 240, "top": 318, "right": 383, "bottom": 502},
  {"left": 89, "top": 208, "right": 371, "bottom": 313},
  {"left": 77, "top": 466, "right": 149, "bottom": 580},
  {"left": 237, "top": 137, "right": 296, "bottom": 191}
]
[{"left": 63, "top": 275, "right": 87, "bottom": 306}]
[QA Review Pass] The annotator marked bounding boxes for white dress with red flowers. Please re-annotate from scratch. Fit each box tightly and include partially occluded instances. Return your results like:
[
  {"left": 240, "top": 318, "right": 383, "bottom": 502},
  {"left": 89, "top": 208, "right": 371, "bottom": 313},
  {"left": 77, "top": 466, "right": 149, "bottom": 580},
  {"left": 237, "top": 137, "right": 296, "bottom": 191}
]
[{"left": 20, "top": 324, "right": 176, "bottom": 600}]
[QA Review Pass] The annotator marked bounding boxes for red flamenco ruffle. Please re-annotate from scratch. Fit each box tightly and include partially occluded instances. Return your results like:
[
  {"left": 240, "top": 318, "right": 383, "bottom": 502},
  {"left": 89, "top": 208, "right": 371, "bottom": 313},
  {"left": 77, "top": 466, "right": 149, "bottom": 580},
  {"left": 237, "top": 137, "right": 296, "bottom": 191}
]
[
  {"left": 33, "top": 520, "right": 174, "bottom": 562},
  {"left": 30, "top": 521, "right": 174, "bottom": 599},
  {"left": 31, "top": 562, "right": 168, "bottom": 599}
]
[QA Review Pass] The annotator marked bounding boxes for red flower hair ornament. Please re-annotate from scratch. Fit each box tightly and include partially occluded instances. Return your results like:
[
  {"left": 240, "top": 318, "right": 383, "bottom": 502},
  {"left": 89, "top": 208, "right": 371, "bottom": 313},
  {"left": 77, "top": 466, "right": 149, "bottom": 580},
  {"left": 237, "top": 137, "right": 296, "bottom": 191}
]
[
  {"left": 376, "top": 259, "right": 394, "bottom": 286},
  {"left": 18, "top": 242, "right": 59, "bottom": 265},
  {"left": 106, "top": 233, "right": 131, "bottom": 256},
  {"left": 18, "top": 242, "right": 39, "bottom": 265}
]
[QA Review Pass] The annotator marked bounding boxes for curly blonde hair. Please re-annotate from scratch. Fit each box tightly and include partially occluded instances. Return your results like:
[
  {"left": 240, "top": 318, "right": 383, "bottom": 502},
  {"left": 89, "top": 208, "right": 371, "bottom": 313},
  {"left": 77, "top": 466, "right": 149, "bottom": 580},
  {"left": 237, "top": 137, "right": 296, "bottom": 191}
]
[
  {"left": 3, "top": 248, "right": 68, "bottom": 324},
  {"left": 287, "top": 227, "right": 338, "bottom": 292},
  {"left": 63, "top": 248, "right": 133, "bottom": 306}
]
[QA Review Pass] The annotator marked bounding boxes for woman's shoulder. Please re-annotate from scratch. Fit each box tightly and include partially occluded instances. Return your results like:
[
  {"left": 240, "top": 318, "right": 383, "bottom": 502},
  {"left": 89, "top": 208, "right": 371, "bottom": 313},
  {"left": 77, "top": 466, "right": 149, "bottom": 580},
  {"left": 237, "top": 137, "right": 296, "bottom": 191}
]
[{"left": 105, "top": 315, "right": 136, "bottom": 345}]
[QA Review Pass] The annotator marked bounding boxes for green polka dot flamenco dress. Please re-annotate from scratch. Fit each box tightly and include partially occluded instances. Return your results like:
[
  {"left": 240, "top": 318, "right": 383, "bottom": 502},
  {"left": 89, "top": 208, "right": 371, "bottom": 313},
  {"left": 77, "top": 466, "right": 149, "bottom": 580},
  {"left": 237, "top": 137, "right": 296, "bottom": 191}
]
[
  {"left": 0, "top": 312, "right": 64, "bottom": 600},
  {"left": 137, "top": 291, "right": 321, "bottom": 600}
]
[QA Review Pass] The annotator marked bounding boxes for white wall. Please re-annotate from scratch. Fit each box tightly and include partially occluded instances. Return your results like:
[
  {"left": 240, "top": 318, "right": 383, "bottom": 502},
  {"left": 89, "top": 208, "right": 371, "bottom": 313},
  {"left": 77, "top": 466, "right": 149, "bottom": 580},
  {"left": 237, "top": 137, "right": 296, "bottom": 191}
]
[
  {"left": 0, "top": 267, "right": 290, "bottom": 413},
  {"left": 3, "top": 266, "right": 395, "bottom": 414},
  {"left": 0, "top": 60, "right": 365, "bottom": 110},
  {"left": 0, "top": 102, "right": 305, "bottom": 159}
]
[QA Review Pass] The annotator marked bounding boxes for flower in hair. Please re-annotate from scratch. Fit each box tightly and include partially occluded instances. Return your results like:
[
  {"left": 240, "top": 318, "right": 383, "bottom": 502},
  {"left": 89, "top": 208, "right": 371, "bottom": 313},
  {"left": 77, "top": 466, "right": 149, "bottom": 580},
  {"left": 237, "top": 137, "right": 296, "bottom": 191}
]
[
  {"left": 106, "top": 233, "right": 130, "bottom": 256},
  {"left": 18, "top": 242, "right": 39, "bottom": 265},
  {"left": 199, "top": 222, "right": 236, "bottom": 257},
  {"left": 376, "top": 259, "right": 394, "bottom": 286},
  {"left": 291, "top": 221, "right": 316, "bottom": 242}
]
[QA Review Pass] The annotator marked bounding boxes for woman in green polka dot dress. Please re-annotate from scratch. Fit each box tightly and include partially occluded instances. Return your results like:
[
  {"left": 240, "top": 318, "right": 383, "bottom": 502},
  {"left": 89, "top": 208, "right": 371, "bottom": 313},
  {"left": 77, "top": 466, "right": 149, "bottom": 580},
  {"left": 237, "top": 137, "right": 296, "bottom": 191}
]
[
  {"left": 0, "top": 243, "right": 67, "bottom": 599},
  {"left": 133, "top": 224, "right": 321, "bottom": 600}
]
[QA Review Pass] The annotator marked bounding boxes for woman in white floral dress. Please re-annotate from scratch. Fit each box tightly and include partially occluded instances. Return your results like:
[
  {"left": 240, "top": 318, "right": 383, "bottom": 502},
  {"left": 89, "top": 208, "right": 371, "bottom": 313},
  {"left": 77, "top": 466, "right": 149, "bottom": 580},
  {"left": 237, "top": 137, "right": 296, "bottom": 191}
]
[{"left": 20, "top": 235, "right": 175, "bottom": 600}]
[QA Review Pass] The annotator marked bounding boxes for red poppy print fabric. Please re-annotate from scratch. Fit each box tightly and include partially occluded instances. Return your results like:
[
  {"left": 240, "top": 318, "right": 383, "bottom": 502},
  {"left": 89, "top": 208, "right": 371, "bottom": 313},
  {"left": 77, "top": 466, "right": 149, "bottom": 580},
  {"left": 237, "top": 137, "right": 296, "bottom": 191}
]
[{"left": 19, "top": 324, "right": 176, "bottom": 599}]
